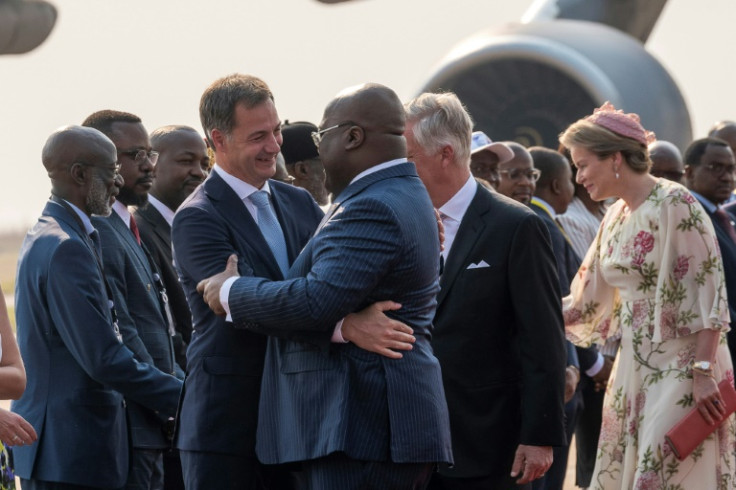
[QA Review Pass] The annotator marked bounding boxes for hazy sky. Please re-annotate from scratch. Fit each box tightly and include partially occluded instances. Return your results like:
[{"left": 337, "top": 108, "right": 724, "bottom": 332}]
[{"left": 1, "top": 0, "right": 733, "bottom": 230}]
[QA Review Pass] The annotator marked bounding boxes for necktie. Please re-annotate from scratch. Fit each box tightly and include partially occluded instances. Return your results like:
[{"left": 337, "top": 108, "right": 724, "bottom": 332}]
[
  {"left": 89, "top": 229, "right": 102, "bottom": 257},
  {"left": 714, "top": 208, "right": 736, "bottom": 245},
  {"left": 249, "top": 190, "right": 289, "bottom": 274},
  {"left": 129, "top": 214, "right": 141, "bottom": 245}
]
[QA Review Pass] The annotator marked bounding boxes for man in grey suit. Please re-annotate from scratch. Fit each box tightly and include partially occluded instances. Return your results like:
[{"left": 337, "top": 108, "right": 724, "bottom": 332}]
[
  {"left": 199, "top": 83, "right": 452, "bottom": 490},
  {"left": 12, "top": 126, "right": 182, "bottom": 490},
  {"left": 403, "top": 92, "right": 567, "bottom": 490},
  {"left": 83, "top": 111, "right": 184, "bottom": 490}
]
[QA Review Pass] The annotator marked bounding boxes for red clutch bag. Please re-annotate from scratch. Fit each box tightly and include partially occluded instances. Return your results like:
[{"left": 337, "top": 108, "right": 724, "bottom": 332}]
[{"left": 664, "top": 378, "right": 736, "bottom": 461}]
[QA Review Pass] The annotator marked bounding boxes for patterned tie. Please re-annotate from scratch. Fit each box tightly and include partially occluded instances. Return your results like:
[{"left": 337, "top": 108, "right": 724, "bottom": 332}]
[
  {"left": 129, "top": 214, "right": 141, "bottom": 246},
  {"left": 714, "top": 208, "right": 736, "bottom": 245},
  {"left": 249, "top": 190, "right": 289, "bottom": 274}
]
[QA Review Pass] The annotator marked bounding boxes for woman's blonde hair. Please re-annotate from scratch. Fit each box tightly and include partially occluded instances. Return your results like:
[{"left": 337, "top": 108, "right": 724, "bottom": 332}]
[{"left": 559, "top": 119, "right": 652, "bottom": 173}]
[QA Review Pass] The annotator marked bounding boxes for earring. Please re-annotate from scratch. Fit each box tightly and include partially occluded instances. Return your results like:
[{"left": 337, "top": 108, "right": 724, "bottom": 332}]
[{"left": 615, "top": 171, "right": 620, "bottom": 179}]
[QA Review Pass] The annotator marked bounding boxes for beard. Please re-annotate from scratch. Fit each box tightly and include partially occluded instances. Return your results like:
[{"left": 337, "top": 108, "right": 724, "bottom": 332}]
[
  {"left": 87, "top": 175, "right": 112, "bottom": 216},
  {"left": 116, "top": 184, "right": 149, "bottom": 207}
]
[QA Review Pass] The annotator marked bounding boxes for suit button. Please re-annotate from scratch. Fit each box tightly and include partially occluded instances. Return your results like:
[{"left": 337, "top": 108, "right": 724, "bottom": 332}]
[{"left": 147, "top": 284, "right": 152, "bottom": 291}]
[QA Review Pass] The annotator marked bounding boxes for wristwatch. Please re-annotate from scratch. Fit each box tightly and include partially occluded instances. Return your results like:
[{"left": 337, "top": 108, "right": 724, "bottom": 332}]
[{"left": 692, "top": 360, "right": 713, "bottom": 371}]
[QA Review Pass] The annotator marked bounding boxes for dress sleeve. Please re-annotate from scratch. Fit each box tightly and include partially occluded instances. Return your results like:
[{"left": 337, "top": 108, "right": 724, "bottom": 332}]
[
  {"left": 651, "top": 188, "right": 730, "bottom": 342},
  {"left": 562, "top": 205, "right": 621, "bottom": 347}
]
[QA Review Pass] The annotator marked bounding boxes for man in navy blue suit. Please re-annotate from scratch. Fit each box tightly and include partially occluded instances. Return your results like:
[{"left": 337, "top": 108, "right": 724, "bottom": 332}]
[
  {"left": 172, "top": 75, "right": 415, "bottom": 489},
  {"left": 197, "top": 83, "right": 452, "bottom": 489},
  {"left": 83, "top": 110, "right": 184, "bottom": 490},
  {"left": 12, "top": 126, "right": 182, "bottom": 490},
  {"left": 685, "top": 137, "right": 736, "bottom": 369}
]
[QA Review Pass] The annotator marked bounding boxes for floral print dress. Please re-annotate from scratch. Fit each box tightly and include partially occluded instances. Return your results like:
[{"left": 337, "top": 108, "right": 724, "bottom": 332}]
[{"left": 564, "top": 179, "right": 736, "bottom": 489}]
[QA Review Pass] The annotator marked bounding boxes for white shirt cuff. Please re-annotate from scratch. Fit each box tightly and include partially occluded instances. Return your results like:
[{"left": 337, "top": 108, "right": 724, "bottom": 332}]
[
  {"left": 585, "top": 353, "right": 605, "bottom": 377},
  {"left": 220, "top": 276, "right": 239, "bottom": 322},
  {"left": 331, "top": 319, "right": 349, "bottom": 343}
]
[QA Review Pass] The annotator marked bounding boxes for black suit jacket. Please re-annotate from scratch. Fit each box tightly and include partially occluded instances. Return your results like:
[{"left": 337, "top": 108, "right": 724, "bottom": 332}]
[
  {"left": 432, "top": 184, "right": 567, "bottom": 479},
  {"left": 134, "top": 203, "right": 192, "bottom": 370},
  {"left": 530, "top": 202, "right": 600, "bottom": 372}
]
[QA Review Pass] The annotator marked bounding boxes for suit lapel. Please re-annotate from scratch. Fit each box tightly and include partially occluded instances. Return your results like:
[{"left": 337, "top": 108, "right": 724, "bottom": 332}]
[
  {"left": 109, "top": 212, "right": 153, "bottom": 277},
  {"left": 437, "top": 184, "right": 489, "bottom": 307},
  {"left": 204, "top": 172, "right": 284, "bottom": 279},
  {"left": 137, "top": 205, "right": 171, "bottom": 248}
]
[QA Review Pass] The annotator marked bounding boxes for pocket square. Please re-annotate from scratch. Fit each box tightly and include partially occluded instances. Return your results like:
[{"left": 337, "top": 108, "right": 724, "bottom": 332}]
[{"left": 466, "top": 260, "right": 490, "bottom": 269}]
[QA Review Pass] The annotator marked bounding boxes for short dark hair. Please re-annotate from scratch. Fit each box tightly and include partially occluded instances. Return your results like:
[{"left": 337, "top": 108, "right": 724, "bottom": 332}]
[
  {"left": 82, "top": 110, "right": 141, "bottom": 138},
  {"left": 684, "top": 137, "right": 730, "bottom": 167},
  {"left": 199, "top": 74, "right": 274, "bottom": 147},
  {"left": 150, "top": 125, "right": 200, "bottom": 150},
  {"left": 529, "top": 146, "right": 569, "bottom": 188}
]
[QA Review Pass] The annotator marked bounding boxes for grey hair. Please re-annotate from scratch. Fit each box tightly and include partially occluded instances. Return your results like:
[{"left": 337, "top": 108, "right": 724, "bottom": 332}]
[
  {"left": 199, "top": 74, "right": 274, "bottom": 147},
  {"left": 404, "top": 92, "right": 473, "bottom": 166}
]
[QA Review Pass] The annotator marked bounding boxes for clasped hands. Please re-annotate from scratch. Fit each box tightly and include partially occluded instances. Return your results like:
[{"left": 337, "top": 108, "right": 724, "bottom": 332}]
[{"left": 196, "top": 254, "right": 416, "bottom": 359}]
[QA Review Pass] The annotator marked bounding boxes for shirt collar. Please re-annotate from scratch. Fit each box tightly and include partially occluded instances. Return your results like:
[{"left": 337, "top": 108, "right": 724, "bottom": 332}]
[
  {"left": 112, "top": 200, "right": 132, "bottom": 228},
  {"left": 349, "top": 158, "right": 408, "bottom": 186},
  {"left": 531, "top": 196, "right": 556, "bottom": 219},
  {"left": 439, "top": 175, "right": 478, "bottom": 223},
  {"left": 64, "top": 200, "right": 95, "bottom": 235},
  {"left": 147, "top": 195, "right": 175, "bottom": 226},
  {"left": 689, "top": 190, "right": 718, "bottom": 213},
  {"left": 213, "top": 164, "right": 271, "bottom": 200}
]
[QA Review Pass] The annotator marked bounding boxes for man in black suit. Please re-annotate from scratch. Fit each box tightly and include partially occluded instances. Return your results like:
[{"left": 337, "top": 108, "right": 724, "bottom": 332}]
[
  {"left": 686, "top": 137, "right": 736, "bottom": 368},
  {"left": 134, "top": 125, "right": 209, "bottom": 490},
  {"left": 529, "top": 147, "right": 610, "bottom": 490},
  {"left": 136, "top": 125, "right": 209, "bottom": 371},
  {"left": 404, "top": 92, "right": 567, "bottom": 490},
  {"left": 83, "top": 111, "right": 184, "bottom": 490}
]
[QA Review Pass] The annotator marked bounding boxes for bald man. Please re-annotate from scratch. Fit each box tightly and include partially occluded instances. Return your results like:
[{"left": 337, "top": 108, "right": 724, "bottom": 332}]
[
  {"left": 710, "top": 121, "right": 736, "bottom": 156},
  {"left": 198, "top": 83, "right": 452, "bottom": 489},
  {"left": 648, "top": 140, "right": 685, "bottom": 184},
  {"left": 12, "top": 126, "right": 181, "bottom": 490}
]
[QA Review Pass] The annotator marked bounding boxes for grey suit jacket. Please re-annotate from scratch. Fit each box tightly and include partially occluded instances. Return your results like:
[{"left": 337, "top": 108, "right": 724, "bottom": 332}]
[
  {"left": 93, "top": 212, "right": 182, "bottom": 449},
  {"left": 228, "top": 162, "right": 453, "bottom": 465}
]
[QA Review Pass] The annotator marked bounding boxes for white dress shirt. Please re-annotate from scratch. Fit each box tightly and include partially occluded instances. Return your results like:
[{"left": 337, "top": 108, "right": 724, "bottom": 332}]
[
  {"left": 438, "top": 175, "right": 478, "bottom": 261},
  {"left": 147, "top": 195, "right": 176, "bottom": 227}
]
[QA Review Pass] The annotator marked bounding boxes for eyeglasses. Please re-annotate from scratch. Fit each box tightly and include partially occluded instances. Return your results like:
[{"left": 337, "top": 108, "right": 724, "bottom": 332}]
[
  {"left": 498, "top": 168, "right": 541, "bottom": 182},
  {"left": 118, "top": 148, "right": 159, "bottom": 166},
  {"left": 310, "top": 122, "right": 355, "bottom": 148},
  {"left": 704, "top": 162, "right": 736, "bottom": 176},
  {"left": 76, "top": 161, "right": 121, "bottom": 178}
]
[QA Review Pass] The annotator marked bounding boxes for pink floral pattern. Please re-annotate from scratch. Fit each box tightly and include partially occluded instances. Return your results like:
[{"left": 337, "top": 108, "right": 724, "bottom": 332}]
[{"left": 563, "top": 180, "right": 736, "bottom": 489}]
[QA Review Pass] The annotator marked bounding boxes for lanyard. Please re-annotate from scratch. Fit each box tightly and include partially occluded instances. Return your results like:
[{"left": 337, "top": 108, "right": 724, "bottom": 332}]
[{"left": 49, "top": 195, "right": 123, "bottom": 343}]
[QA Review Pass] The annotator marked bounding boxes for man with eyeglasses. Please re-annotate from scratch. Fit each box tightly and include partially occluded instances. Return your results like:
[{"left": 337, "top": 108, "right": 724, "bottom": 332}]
[
  {"left": 172, "top": 75, "right": 415, "bottom": 490},
  {"left": 469, "top": 131, "right": 513, "bottom": 189},
  {"left": 685, "top": 137, "right": 736, "bottom": 369},
  {"left": 402, "top": 92, "right": 566, "bottom": 490},
  {"left": 82, "top": 110, "right": 184, "bottom": 490},
  {"left": 495, "top": 142, "right": 541, "bottom": 205},
  {"left": 648, "top": 140, "right": 685, "bottom": 184},
  {"left": 196, "top": 82, "right": 452, "bottom": 489},
  {"left": 12, "top": 126, "right": 182, "bottom": 490}
]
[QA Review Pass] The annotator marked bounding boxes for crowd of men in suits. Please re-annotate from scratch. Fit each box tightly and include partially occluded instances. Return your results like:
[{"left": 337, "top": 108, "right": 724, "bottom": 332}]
[{"left": 9, "top": 70, "right": 736, "bottom": 490}]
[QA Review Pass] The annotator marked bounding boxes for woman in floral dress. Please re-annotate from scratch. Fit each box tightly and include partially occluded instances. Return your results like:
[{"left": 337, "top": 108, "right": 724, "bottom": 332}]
[{"left": 560, "top": 102, "right": 736, "bottom": 489}]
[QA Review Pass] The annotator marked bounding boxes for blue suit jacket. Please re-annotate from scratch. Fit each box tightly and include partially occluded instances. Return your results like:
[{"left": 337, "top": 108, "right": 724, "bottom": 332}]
[
  {"left": 228, "top": 162, "right": 453, "bottom": 465},
  {"left": 172, "top": 171, "right": 322, "bottom": 457},
  {"left": 12, "top": 200, "right": 182, "bottom": 487},
  {"left": 92, "top": 212, "right": 183, "bottom": 449}
]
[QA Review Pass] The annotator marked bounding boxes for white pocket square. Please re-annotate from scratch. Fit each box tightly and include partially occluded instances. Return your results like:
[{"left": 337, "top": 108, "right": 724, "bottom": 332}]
[{"left": 466, "top": 260, "right": 490, "bottom": 269}]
